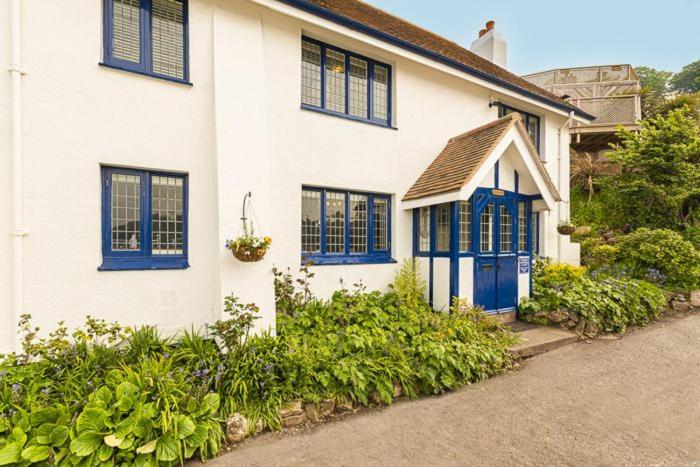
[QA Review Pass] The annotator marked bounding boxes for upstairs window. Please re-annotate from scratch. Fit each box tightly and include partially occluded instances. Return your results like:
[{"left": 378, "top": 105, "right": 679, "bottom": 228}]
[
  {"left": 100, "top": 167, "right": 188, "bottom": 270},
  {"left": 103, "top": 0, "right": 189, "bottom": 83},
  {"left": 301, "top": 37, "right": 392, "bottom": 127},
  {"left": 499, "top": 104, "right": 540, "bottom": 153},
  {"left": 301, "top": 187, "right": 392, "bottom": 264}
]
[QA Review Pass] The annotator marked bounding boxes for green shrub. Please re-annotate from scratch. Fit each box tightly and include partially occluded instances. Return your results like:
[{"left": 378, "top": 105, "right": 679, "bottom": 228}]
[
  {"left": 1, "top": 263, "right": 515, "bottom": 465},
  {"left": 520, "top": 260, "right": 667, "bottom": 333},
  {"left": 615, "top": 228, "right": 700, "bottom": 290}
]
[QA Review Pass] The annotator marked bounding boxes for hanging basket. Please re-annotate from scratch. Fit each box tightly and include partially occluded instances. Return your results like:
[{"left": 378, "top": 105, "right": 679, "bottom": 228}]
[
  {"left": 231, "top": 246, "right": 266, "bottom": 263},
  {"left": 226, "top": 192, "right": 271, "bottom": 263},
  {"left": 557, "top": 224, "right": 576, "bottom": 236}
]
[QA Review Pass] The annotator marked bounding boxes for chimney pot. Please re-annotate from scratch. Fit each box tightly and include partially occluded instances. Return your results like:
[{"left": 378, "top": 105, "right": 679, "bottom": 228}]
[
  {"left": 479, "top": 29, "right": 487, "bottom": 38},
  {"left": 486, "top": 20, "right": 495, "bottom": 30}
]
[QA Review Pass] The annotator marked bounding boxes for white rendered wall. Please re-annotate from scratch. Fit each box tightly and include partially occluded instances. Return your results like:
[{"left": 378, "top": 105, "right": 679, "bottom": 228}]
[
  {"left": 0, "top": 0, "right": 580, "bottom": 352},
  {"left": 7, "top": 0, "right": 221, "bottom": 344},
  {"left": 518, "top": 256, "right": 530, "bottom": 303},
  {"left": 432, "top": 258, "right": 451, "bottom": 311},
  {"left": 458, "top": 257, "right": 474, "bottom": 305},
  {"left": 0, "top": 6, "right": 13, "bottom": 352},
  {"left": 416, "top": 257, "right": 430, "bottom": 302}
]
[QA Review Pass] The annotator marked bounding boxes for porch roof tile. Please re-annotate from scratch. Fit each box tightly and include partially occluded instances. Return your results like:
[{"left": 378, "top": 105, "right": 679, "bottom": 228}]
[{"left": 402, "top": 114, "right": 561, "bottom": 202}]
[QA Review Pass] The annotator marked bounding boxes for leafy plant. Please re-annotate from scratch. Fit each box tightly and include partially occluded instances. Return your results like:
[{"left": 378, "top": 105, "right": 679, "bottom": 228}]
[
  {"left": 615, "top": 228, "right": 700, "bottom": 290},
  {"left": 519, "top": 259, "right": 667, "bottom": 333}
]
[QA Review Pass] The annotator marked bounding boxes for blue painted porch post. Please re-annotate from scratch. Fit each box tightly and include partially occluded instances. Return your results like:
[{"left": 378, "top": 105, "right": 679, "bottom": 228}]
[{"left": 449, "top": 201, "right": 460, "bottom": 307}]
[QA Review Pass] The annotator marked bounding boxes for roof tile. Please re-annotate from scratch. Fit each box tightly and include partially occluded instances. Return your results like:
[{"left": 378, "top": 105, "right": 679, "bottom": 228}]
[{"left": 403, "top": 114, "right": 561, "bottom": 202}]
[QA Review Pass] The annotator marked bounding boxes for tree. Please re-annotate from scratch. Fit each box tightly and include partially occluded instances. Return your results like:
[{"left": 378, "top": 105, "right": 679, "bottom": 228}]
[
  {"left": 635, "top": 66, "right": 673, "bottom": 118},
  {"left": 656, "top": 92, "right": 700, "bottom": 121},
  {"left": 670, "top": 60, "right": 700, "bottom": 94},
  {"left": 606, "top": 107, "right": 700, "bottom": 230}
]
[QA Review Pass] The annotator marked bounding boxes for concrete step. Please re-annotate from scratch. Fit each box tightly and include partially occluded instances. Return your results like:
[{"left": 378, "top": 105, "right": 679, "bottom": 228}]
[{"left": 509, "top": 326, "right": 578, "bottom": 359}]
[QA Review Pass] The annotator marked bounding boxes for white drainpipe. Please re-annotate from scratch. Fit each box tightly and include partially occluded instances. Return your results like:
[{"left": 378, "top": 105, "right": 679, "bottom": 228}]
[
  {"left": 10, "top": 0, "right": 27, "bottom": 352},
  {"left": 557, "top": 111, "right": 574, "bottom": 260}
]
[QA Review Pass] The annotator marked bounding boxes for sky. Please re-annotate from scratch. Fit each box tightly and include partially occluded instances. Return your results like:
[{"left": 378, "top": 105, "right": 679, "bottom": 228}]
[{"left": 365, "top": 0, "right": 700, "bottom": 75}]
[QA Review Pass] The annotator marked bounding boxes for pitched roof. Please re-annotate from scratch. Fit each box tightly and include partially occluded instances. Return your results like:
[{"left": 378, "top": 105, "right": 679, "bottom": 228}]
[
  {"left": 403, "top": 114, "right": 561, "bottom": 202},
  {"left": 279, "top": 0, "right": 594, "bottom": 120}
]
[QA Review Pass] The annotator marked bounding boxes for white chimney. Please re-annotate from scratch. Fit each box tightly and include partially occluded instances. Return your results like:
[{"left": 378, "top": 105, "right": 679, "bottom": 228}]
[{"left": 470, "top": 20, "right": 507, "bottom": 69}]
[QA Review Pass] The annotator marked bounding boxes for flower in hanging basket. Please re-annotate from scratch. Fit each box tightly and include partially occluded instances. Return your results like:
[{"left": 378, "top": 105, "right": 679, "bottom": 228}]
[
  {"left": 557, "top": 219, "right": 577, "bottom": 236},
  {"left": 226, "top": 235, "right": 272, "bottom": 262}
]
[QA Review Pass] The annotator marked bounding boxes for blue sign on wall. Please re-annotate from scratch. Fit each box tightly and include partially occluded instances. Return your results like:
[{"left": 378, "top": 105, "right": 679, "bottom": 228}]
[{"left": 518, "top": 256, "right": 530, "bottom": 274}]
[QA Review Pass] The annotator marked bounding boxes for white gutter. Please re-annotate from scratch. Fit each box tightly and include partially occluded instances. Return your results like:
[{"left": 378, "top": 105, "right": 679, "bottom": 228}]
[
  {"left": 557, "top": 111, "right": 575, "bottom": 260},
  {"left": 10, "top": 0, "right": 26, "bottom": 352}
]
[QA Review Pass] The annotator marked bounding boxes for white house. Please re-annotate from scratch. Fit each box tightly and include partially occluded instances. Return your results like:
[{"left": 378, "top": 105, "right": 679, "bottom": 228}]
[{"left": 0, "top": 0, "right": 593, "bottom": 353}]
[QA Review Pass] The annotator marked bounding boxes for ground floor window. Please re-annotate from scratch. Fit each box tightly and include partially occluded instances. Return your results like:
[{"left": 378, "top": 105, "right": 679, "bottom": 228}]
[
  {"left": 435, "top": 204, "right": 451, "bottom": 252},
  {"left": 518, "top": 201, "right": 528, "bottom": 252},
  {"left": 459, "top": 200, "right": 472, "bottom": 252},
  {"left": 532, "top": 212, "right": 540, "bottom": 255},
  {"left": 100, "top": 166, "right": 188, "bottom": 271},
  {"left": 301, "top": 187, "right": 391, "bottom": 264}
]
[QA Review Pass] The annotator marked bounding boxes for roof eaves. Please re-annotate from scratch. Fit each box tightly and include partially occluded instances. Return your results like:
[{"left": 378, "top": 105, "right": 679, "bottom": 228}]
[{"left": 277, "top": 0, "right": 596, "bottom": 121}]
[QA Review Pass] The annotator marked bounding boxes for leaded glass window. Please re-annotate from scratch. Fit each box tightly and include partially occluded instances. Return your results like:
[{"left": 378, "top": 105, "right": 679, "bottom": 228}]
[
  {"left": 300, "top": 38, "right": 392, "bottom": 126},
  {"left": 301, "top": 41, "right": 322, "bottom": 107},
  {"left": 480, "top": 203, "right": 494, "bottom": 253},
  {"left": 111, "top": 173, "right": 141, "bottom": 251},
  {"left": 518, "top": 201, "right": 528, "bottom": 252},
  {"left": 532, "top": 212, "right": 540, "bottom": 254},
  {"left": 325, "top": 191, "right": 346, "bottom": 254},
  {"left": 301, "top": 189, "right": 321, "bottom": 253},
  {"left": 325, "top": 50, "right": 346, "bottom": 113},
  {"left": 499, "top": 104, "right": 541, "bottom": 153},
  {"left": 373, "top": 65, "right": 389, "bottom": 121},
  {"left": 112, "top": 0, "right": 141, "bottom": 64},
  {"left": 459, "top": 200, "right": 472, "bottom": 252},
  {"left": 349, "top": 57, "right": 368, "bottom": 118},
  {"left": 151, "top": 0, "right": 185, "bottom": 79},
  {"left": 418, "top": 207, "right": 430, "bottom": 252},
  {"left": 301, "top": 188, "right": 392, "bottom": 262},
  {"left": 152, "top": 175, "right": 183, "bottom": 255},
  {"left": 350, "top": 194, "right": 368, "bottom": 254},
  {"left": 101, "top": 167, "right": 188, "bottom": 270},
  {"left": 500, "top": 205, "right": 513, "bottom": 252},
  {"left": 105, "top": 0, "right": 188, "bottom": 82},
  {"left": 436, "top": 204, "right": 450, "bottom": 252},
  {"left": 373, "top": 197, "right": 388, "bottom": 251}
]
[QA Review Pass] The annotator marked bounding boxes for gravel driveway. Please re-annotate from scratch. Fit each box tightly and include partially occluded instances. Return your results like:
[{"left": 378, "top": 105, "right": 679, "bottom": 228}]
[{"left": 207, "top": 314, "right": 700, "bottom": 466}]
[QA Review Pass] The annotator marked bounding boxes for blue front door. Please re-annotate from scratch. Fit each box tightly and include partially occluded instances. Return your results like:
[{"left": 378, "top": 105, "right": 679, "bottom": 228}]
[{"left": 474, "top": 192, "right": 518, "bottom": 312}]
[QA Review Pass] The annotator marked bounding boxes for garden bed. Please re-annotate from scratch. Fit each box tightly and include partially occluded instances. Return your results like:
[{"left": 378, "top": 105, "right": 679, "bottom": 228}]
[{"left": 0, "top": 262, "right": 514, "bottom": 466}]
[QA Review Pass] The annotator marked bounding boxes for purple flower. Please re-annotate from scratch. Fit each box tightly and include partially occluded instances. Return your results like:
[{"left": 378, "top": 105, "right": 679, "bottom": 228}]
[
  {"left": 11, "top": 383, "right": 20, "bottom": 393},
  {"left": 264, "top": 364, "right": 273, "bottom": 374},
  {"left": 163, "top": 353, "right": 170, "bottom": 359}
]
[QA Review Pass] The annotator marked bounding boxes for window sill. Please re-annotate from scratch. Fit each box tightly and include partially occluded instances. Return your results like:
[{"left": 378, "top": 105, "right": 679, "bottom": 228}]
[
  {"left": 302, "top": 255, "right": 396, "bottom": 266},
  {"left": 99, "top": 62, "right": 192, "bottom": 86},
  {"left": 98, "top": 257, "right": 190, "bottom": 271},
  {"left": 301, "top": 104, "right": 397, "bottom": 130}
]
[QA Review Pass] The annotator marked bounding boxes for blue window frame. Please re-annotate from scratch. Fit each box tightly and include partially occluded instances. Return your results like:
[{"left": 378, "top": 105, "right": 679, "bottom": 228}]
[
  {"left": 100, "top": 166, "right": 189, "bottom": 271},
  {"left": 498, "top": 104, "right": 541, "bottom": 153},
  {"left": 301, "top": 37, "right": 393, "bottom": 127},
  {"left": 301, "top": 187, "right": 393, "bottom": 265},
  {"left": 102, "top": 0, "right": 190, "bottom": 84}
]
